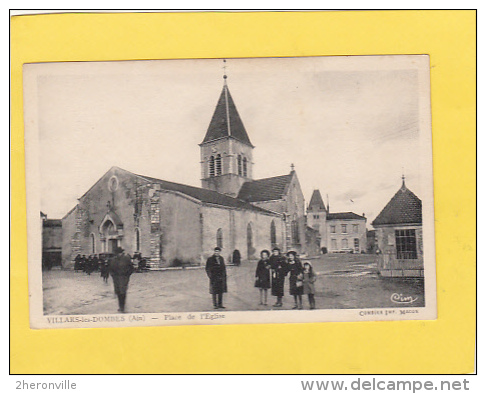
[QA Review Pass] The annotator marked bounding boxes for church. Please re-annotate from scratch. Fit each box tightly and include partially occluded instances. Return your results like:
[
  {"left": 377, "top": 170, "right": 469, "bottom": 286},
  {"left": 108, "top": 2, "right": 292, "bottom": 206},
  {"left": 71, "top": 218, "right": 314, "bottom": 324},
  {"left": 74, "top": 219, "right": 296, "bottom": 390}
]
[{"left": 61, "top": 75, "right": 307, "bottom": 268}]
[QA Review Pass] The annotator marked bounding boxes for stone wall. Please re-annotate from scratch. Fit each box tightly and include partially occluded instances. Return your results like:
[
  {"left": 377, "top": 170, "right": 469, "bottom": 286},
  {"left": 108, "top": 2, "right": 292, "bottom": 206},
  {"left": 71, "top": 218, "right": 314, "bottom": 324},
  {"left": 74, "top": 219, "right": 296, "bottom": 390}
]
[
  {"left": 157, "top": 190, "right": 202, "bottom": 267},
  {"left": 201, "top": 205, "right": 283, "bottom": 263},
  {"left": 61, "top": 206, "right": 77, "bottom": 268},
  {"left": 200, "top": 138, "right": 253, "bottom": 197},
  {"left": 375, "top": 224, "right": 424, "bottom": 271}
]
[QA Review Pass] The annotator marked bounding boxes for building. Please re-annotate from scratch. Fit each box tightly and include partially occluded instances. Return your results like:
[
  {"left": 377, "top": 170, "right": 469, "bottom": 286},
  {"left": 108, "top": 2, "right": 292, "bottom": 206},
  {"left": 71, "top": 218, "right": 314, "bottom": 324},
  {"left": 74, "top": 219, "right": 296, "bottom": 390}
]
[
  {"left": 41, "top": 212, "right": 62, "bottom": 270},
  {"left": 61, "top": 74, "right": 309, "bottom": 268},
  {"left": 371, "top": 177, "right": 423, "bottom": 277},
  {"left": 307, "top": 189, "right": 367, "bottom": 253},
  {"left": 237, "top": 168, "right": 306, "bottom": 253}
]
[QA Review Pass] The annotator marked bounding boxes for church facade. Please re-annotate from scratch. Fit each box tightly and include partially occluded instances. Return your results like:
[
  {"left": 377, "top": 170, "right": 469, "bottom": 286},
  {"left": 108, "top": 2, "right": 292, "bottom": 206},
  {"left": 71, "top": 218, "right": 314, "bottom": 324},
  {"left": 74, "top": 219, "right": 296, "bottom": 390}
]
[{"left": 61, "top": 76, "right": 309, "bottom": 268}]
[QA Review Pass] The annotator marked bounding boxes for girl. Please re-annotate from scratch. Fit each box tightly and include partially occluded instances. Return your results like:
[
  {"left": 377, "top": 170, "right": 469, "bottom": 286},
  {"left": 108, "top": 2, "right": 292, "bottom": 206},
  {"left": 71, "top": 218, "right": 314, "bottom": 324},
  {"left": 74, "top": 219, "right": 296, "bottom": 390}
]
[
  {"left": 255, "top": 250, "right": 271, "bottom": 305},
  {"left": 287, "top": 251, "right": 304, "bottom": 309},
  {"left": 303, "top": 262, "right": 317, "bottom": 309}
]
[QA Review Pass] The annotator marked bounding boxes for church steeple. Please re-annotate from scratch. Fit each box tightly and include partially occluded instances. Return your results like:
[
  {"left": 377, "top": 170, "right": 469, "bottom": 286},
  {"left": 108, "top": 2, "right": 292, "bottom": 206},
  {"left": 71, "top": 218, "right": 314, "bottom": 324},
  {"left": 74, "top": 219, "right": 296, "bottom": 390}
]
[
  {"left": 200, "top": 62, "right": 254, "bottom": 197},
  {"left": 201, "top": 79, "right": 253, "bottom": 147}
]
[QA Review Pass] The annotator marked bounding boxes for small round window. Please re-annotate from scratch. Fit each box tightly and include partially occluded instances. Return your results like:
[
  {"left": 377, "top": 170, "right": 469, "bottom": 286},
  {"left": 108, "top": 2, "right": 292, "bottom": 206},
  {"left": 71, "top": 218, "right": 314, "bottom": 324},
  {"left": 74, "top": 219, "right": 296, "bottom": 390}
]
[{"left": 108, "top": 175, "right": 119, "bottom": 192}]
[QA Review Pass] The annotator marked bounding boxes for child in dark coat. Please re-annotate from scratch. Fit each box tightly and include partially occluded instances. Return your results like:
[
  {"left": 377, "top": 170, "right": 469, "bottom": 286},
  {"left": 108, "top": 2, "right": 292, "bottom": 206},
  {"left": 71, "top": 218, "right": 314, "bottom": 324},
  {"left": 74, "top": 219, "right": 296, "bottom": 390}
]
[
  {"left": 287, "top": 251, "right": 304, "bottom": 309},
  {"left": 255, "top": 250, "right": 271, "bottom": 305},
  {"left": 303, "top": 262, "right": 317, "bottom": 310}
]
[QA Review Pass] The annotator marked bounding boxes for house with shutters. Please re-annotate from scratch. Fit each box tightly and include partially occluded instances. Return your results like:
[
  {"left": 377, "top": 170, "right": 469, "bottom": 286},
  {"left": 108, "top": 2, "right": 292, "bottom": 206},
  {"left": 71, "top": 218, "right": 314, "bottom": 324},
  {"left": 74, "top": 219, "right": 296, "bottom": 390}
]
[
  {"left": 371, "top": 177, "right": 423, "bottom": 277},
  {"left": 307, "top": 189, "right": 367, "bottom": 253}
]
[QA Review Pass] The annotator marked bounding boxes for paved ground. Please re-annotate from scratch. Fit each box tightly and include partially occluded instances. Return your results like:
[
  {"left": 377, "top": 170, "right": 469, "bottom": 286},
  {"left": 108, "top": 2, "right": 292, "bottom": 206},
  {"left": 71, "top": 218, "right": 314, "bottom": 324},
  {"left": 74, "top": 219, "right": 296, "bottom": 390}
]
[{"left": 42, "top": 254, "right": 425, "bottom": 315}]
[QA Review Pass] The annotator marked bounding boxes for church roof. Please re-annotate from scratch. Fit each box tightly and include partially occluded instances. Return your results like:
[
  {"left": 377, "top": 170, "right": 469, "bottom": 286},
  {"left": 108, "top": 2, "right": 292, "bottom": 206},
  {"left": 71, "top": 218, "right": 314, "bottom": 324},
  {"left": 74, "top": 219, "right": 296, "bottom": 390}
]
[
  {"left": 327, "top": 212, "right": 366, "bottom": 221},
  {"left": 372, "top": 180, "right": 422, "bottom": 226},
  {"left": 201, "top": 84, "right": 253, "bottom": 147},
  {"left": 43, "top": 219, "right": 62, "bottom": 228},
  {"left": 238, "top": 173, "right": 293, "bottom": 202},
  {"left": 132, "top": 171, "right": 277, "bottom": 215},
  {"left": 308, "top": 189, "right": 326, "bottom": 210}
]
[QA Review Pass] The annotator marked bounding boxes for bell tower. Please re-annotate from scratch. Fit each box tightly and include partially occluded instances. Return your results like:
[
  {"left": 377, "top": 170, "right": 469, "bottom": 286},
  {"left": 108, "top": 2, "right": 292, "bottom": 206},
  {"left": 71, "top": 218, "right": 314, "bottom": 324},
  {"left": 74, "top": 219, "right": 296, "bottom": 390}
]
[{"left": 200, "top": 64, "right": 254, "bottom": 197}]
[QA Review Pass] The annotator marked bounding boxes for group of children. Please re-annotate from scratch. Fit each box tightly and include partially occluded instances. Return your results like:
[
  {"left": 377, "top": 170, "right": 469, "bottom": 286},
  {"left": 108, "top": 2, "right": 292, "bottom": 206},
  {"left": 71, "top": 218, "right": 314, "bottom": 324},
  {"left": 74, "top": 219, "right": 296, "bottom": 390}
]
[{"left": 254, "top": 247, "right": 317, "bottom": 310}]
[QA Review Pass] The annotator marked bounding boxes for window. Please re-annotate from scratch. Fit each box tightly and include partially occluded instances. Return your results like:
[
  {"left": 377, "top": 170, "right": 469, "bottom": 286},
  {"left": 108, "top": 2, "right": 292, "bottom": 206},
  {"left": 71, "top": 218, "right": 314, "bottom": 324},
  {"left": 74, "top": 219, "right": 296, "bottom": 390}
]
[
  {"left": 314, "top": 215, "right": 319, "bottom": 219},
  {"left": 395, "top": 229, "right": 417, "bottom": 259},
  {"left": 270, "top": 220, "right": 277, "bottom": 246},
  {"left": 90, "top": 233, "right": 95, "bottom": 254},
  {"left": 331, "top": 239, "right": 337, "bottom": 250},
  {"left": 291, "top": 220, "right": 300, "bottom": 244},
  {"left": 330, "top": 225, "right": 336, "bottom": 233},
  {"left": 341, "top": 224, "right": 347, "bottom": 234},
  {"left": 242, "top": 157, "right": 248, "bottom": 177},
  {"left": 353, "top": 224, "right": 359, "bottom": 233},
  {"left": 216, "top": 228, "right": 223, "bottom": 249},
  {"left": 215, "top": 154, "right": 222, "bottom": 176},
  {"left": 209, "top": 156, "right": 215, "bottom": 177},
  {"left": 135, "top": 228, "right": 141, "bottom": 252},
  {"left": 341, "top": 238, "right": 348, "bottom": 249},
  {"left": 354, "top": 238, "right": 359, "bottom": 252},
  {"left": 237, "top": 155, "right": 242, "bottom": 175}
]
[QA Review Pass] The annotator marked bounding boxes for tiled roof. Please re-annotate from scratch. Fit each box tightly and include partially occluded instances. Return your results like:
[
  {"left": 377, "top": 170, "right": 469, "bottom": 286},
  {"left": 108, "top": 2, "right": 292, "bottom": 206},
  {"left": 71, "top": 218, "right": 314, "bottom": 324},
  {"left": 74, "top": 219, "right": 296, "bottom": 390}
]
[
  {"left": 308, "top": 189, "right": 326, "bottom": 210},
  {"left": 238, "top": 173, "right": 293, "bottom": 202},
  {"left": 201, "top": 85, "right": 253, "bottom": 147},
  {"left": 133, "top": 172, "right": 276, "bottom": 215},
  {"left": 327, "top": 212, "right": 366, "bottom": 221},
  {"left": 372, "top": 182, "right": 422, "bottom": 226}
]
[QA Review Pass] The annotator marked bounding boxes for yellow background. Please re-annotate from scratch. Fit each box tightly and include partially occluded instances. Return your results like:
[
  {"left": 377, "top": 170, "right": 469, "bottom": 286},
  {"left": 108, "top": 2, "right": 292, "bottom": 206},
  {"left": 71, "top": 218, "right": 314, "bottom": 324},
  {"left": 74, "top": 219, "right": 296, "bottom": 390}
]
[{"left": 11, "top": 11, "right": 476, "bottom": 374}]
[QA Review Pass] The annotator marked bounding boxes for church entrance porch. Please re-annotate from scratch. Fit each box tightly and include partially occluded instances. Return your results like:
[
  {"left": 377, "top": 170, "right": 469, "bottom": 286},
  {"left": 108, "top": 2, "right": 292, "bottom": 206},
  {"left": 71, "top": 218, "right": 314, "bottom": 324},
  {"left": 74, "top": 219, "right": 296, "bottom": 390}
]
[{"left": 99, "top": 211, "right": 124, "bottom": 253}]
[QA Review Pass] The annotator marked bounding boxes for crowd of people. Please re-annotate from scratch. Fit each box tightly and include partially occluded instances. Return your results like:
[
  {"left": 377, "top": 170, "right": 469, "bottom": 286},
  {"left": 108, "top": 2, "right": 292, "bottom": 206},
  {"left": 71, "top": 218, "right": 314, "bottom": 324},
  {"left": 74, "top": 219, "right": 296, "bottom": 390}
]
[
  {"left": 205, "top": 246, "right": 317, "bottom": 310},
  {"left": 74, "top": 253, "right": 148, "bottom": 277},
  {"left": 73, "top": 247, "right": 317, "bottom": 313},
  {"left": 73, "top": 254, "right": 105, "bottom": 275}
]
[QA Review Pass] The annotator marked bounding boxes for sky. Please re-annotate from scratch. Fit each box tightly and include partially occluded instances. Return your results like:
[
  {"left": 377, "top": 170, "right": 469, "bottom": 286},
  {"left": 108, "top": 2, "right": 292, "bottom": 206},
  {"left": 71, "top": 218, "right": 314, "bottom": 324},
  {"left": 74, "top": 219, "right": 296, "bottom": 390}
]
[{"left": 30, "top": 56, "right": 431, "bottom": 225}]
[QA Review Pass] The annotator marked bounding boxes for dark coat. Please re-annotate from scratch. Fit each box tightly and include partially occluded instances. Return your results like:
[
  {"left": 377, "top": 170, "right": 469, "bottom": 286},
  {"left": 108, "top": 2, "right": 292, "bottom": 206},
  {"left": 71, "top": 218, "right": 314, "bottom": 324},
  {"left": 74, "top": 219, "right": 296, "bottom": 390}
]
[
  {"left": 255, "top": 259, "right": 271, "bottom": 289},
  {"left": 205, "top": 255, "right": 227, "bottom": 294},
  {"left": 109, "top": 253, "right": 133, "bottom": 295},
  {"left": 288, "top": 259, "right": 304, "bottom": 296},
  {"left": 100, "top": 261, "right": 110, "bottom": 279},
  {"left": 269, "top": 254, "right": 288, "bottom": 297}
]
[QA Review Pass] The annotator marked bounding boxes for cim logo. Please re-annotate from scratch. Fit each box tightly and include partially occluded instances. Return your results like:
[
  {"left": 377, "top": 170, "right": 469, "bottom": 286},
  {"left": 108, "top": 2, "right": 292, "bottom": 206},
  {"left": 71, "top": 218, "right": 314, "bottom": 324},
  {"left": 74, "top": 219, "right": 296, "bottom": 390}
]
[{"left": 391, "top": 293, "right": 418, "bottom": 304}]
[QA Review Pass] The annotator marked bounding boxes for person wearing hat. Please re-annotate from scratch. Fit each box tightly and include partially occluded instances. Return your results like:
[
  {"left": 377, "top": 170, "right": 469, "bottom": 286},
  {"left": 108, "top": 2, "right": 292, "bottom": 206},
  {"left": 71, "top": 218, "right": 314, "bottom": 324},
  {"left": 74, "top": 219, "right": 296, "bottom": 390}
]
[
  {"left": 287, "top": 251, "right": 304, "bottom": 309},
  {"left": 255, "top": 249, "right": 271, "bottom": 305},
  {"left": 109, "top": 246, "right": 134, "bottom": 313},
  {"left": 205, "top": 247, "right": 227, "bottom": 309},
  {"left": 268, "top": 247, "right": 288, "bottom": 307}
]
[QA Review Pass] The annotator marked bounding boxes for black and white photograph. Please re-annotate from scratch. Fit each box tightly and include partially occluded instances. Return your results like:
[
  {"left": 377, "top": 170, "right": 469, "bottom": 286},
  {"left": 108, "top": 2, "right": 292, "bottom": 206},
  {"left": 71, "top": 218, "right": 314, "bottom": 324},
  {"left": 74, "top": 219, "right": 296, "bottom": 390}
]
[{"left": 23, "top": 55, "right": 437, "bottom": 328}]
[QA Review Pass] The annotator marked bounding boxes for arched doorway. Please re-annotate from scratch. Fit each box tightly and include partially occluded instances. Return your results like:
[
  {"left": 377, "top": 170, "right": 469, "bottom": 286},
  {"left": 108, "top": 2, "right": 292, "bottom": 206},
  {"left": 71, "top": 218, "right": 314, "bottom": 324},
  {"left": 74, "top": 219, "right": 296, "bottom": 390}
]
[
  {"left": 101, "top": 219, "right": 118, "bottom": 253},
  {"left": 247, "top": 222, "right": 254, "bottom": 260}
]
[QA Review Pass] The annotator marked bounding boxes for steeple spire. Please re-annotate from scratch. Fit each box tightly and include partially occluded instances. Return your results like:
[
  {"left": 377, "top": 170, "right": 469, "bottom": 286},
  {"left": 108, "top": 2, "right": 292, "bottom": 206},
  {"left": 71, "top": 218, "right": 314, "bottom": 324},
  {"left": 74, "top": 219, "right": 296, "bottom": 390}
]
[{"left": 200, "top": 64, "right": 253, "bottom": 147}]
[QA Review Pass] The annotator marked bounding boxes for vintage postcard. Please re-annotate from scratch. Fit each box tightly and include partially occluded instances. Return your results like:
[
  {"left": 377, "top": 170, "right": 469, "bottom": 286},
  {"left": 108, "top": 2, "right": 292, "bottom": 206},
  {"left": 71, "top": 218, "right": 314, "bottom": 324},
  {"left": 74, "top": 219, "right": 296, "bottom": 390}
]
[{"left": 23, "top": 55, "right": 437, "bottom": 329}]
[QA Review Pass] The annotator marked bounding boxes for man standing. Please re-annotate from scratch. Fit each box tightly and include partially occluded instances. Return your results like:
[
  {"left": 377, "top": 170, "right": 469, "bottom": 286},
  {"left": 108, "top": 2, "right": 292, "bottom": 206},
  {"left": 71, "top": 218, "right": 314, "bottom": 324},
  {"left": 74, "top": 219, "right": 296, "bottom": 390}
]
[
  {"left": 205, "top": 247, "right": 227, "bottom": 309},
  {"left": 109, "top": 246, "right": 134, "bottom": 313},
  {"left": 269, "top": 247, "right": 288, "bottom": 307}
]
